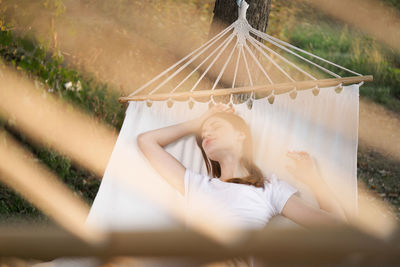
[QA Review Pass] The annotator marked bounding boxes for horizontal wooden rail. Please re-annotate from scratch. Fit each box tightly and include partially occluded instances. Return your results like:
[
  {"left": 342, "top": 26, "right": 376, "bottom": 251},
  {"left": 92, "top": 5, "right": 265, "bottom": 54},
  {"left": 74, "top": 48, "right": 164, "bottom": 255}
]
[
  {"left": 0, "top": 223, "right": 399, "bottom": 265},
  {"left": 118, "top": 75, "right": 373, "bottom": 103}
]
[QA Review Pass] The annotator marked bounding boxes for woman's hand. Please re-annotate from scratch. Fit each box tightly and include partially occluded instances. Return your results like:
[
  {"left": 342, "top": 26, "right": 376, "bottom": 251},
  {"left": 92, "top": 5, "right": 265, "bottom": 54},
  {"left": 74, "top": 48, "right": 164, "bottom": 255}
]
[
  {"left": 193, "top": 103, "right": 235, "bottom": 131},
  {"left": 284, "top": 150, "right": 348, "bottom": 223},
  {"left": 285, "top": 150, "right": 320, "bottom": 186}
]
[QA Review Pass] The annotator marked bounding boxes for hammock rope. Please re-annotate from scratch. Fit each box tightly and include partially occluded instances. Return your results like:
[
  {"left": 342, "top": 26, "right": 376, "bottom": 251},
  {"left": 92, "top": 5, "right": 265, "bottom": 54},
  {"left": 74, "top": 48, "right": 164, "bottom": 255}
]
[
  {"left": 119, "top": 1, "right": 372, "bottom": 104},
  {"left": 191, "top": 33, "right": 237, "bottom": 92},
  {"left": 211, "top": 40, "right": 239, "bottom": 90},
  {"left": 253, "top": 29, "right": 364, "bottom": 77},
  {"left": 248, "top": 37, "right": 295, "bottom": 82},
  {"left": 128, "top": 24, "right": 235, "bottom": 97},
  {"left": 250, "top": 29, "right": 342, "bottom": 78},
  {"left": 248, "top": 36, "right": 317, "bottom": 81}
]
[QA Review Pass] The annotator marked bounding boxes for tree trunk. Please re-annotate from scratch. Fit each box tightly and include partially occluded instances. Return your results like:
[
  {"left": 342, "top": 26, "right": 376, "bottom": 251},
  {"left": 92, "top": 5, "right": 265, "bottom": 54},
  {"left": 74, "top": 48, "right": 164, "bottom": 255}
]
[
  {"left": 209, "top": 0, "right": 272, "bottom": 39},
  {"left": 207, "top": 0, "right": 273, "bottom": 105}
]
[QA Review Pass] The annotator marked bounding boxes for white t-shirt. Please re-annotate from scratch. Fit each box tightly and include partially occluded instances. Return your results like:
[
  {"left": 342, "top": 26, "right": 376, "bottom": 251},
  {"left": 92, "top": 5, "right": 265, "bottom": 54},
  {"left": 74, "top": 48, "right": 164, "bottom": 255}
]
[{"left": 184, "top": 168, "right": 298, "bottom": 230}]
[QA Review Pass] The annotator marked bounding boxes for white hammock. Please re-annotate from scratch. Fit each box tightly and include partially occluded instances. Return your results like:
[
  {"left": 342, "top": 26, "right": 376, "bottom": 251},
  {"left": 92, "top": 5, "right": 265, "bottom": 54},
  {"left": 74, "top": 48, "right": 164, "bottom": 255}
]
[
  {"left": 86, "top": 83, "right": 360, "bottom": 231},
  {"left": 48, "top": 2, "right": 374, "bottom": 266},
  {"left": 87, "top": 0, "right": 367, "bottom": 240}
]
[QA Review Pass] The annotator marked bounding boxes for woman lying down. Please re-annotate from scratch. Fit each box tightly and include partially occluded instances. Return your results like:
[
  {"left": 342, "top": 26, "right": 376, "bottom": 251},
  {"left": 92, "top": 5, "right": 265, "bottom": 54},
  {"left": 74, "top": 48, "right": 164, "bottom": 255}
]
[{"left": 137, "top": 103, "right": 349, "bottom": 266}]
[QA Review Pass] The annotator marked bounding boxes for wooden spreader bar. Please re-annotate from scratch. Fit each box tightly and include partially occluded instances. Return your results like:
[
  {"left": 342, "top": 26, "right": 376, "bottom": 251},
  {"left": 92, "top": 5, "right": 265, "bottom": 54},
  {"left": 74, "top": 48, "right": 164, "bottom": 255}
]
[{"left": 118, "top": 75, "right": 373, "bottom": 103}]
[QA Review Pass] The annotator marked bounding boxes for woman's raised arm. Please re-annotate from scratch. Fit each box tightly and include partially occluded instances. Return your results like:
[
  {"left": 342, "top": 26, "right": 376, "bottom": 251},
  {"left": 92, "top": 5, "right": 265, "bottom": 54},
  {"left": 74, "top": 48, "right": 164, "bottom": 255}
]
[
  {"left": 137, "top": 119, "right": 197, "bottom": 195},
  {"left": 285, "top": 150, "right": 348, "bottom": 222},
  {"left": 281, "top": 194, "right": 348, "bottom": 228},
  {"left": 137, "top": 104, "right": 234, "bottom": 195}
]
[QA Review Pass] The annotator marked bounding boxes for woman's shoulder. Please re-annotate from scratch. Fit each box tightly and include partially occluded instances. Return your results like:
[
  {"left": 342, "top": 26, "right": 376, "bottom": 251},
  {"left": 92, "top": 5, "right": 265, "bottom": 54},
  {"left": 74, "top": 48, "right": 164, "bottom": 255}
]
[
  {"left": 263, "top": 173, "right": 297, "bottom": 191},
  {"left": 263, "top": 173, "right": 279, "bottom": 186},
  {"left": 185, "top": 168, "right": 210, "bottom": 181},
  {"left": 264, "top": 173, "right": 298, "bottom": 195},
  {"left": 184, "top": 168, "right": 212, "bottom": 187},
  {"left": 263, "top": 173, "right": 299, "bottom": 215}
]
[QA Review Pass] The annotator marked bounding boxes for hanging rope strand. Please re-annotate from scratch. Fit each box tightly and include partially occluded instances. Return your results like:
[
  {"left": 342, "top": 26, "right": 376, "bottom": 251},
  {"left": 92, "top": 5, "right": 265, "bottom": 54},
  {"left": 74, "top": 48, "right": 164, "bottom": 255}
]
[
  {"left": 243, "top": 41, "right": 274, "bottom": 84},
  {"left": 246, "top": 37, "right": 296, "bottom": 83},
  {"left": 248, "top": 36, "right": 317, "bottom": 81},
  {"left": 266, "top": 32, "right": 363, "bottom": 76},
  {"left": 190, "top": 34, "right": 236, "bottom": 92},
  {"left": 232, "top": 47, "right": 241, "bottom": 88},
  {"left": 211, "top": 41, "right": 239, "bottom": 90},
  {"left": 129, "top": 24, "right": 235, "bottom": 97},
  {"left": 241, "top": 45, "right": 253, "bottom": 86},
  {"left": 170, "top": 30, "right": 238, "bottom": 94},
  {"left": 147, "top": 29, "right": 235, "bottom": 95},
  {"left": 251, "top": 28, "right": 341, "bottom": 78},
  {"left": 251, "top": 28, "right": 363, "bottom": 77}
]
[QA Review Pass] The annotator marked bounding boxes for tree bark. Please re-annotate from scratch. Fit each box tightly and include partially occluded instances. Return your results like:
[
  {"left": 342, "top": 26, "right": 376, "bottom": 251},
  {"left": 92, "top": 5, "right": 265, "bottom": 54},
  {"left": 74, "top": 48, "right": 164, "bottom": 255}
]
[
  {"left": 207, "top": 0, "right": 273, "bottom": 105},
  {"left": 209, "top": 0, "right": 272, "bottom": 39}
]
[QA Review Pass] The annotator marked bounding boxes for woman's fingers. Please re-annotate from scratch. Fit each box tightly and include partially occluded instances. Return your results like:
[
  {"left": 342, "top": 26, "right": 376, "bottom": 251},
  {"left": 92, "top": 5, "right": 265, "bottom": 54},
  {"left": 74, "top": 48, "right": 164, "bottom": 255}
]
[
  {"left": 286, "top": 150, "right": 310, "bottom": 160},
  {"left": 201, "top": 103, "right": 234, "bottom": 123},
  {"left": 225, "top": 107, "right": 235, "bottom": 113},
  {"left": 286, "top": 151, "right": 304, "bottom": 160},
  {"left": 212, "top": 103, "right": 235, "bottom": 113},
  {"left": 286, "top": 151, "right": 314, "bottom": 171}
]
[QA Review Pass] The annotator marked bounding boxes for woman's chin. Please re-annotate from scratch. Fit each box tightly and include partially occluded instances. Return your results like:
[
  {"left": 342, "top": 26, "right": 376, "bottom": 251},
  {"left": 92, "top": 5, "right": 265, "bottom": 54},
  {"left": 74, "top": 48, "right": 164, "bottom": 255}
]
[
  {"left": 206, "top": 147, "right": 233, "bottom": 162},
  {"left": 207, "top": 154, "right": 217, "bottom": 161},
  {"left": 206, "top": 152, "right": 225, "bottom": 162},
  {"left": 205, "top": 151, "right": 218, "bottom": 161}
]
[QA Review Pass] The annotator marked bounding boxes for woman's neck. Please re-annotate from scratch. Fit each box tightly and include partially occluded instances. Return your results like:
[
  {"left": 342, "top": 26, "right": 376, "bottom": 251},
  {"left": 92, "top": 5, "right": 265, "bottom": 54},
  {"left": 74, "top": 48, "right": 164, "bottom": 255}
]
[{"left": 218, "top": 155, "right": 248, "bottom": 182}]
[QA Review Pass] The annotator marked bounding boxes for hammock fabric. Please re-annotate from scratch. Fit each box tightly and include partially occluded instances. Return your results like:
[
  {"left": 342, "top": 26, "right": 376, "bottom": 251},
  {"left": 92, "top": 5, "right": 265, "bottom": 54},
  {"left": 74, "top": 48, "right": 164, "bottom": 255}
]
[{"left": 86, "top": 83, "right": 360, "bottom": 234}]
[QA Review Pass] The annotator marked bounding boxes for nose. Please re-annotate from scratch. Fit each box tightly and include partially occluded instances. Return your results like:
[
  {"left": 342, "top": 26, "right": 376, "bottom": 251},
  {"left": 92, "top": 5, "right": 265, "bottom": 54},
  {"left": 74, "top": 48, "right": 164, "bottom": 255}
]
[{"left": 202, "top": 130, "right": 214, "bottom": 140}]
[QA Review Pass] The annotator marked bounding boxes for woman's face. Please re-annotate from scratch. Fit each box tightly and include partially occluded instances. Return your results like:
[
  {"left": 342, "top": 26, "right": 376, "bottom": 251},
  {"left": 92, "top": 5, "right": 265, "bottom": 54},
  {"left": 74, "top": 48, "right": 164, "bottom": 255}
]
[{"left": 201, "top": 116, "right": 244, "bottom": 161}]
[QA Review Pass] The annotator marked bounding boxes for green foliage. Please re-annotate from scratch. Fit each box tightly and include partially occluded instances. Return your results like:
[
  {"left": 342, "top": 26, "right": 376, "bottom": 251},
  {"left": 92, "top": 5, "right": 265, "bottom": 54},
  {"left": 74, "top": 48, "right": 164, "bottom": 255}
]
[
  {"left": 34, "top": 146, "right": 101, "bottom": 203},
  {"left": 42, "top": 0, "right": 66, "bottom": 17},
  {"left": 0, "top": 123, "right": 101, "bottom": 220},
  {"left": 381, "top": 0, "right": 400, "bottom": 11},
  {"left": 0, "top": 29, "right": 125, "bottom": 129},
  {"left": 0, "top": 185, "right": 45, "bottom": 219},
  {"left": 0, "top": 28, "right": 124, "bottom": 220}
]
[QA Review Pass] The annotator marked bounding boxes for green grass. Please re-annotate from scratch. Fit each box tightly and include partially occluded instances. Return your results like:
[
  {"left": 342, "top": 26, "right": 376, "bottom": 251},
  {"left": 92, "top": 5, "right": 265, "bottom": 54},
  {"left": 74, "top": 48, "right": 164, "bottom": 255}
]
[
  {"left": 382, "top": 0, "right": 400, "bottom": 10},
  {"left": 357, "top": 143, "right": 400, "bottom": 220},
  {"left": 0, "top": 29, "right": 125, "bottom": 220},
  {"left": 283, "top": 22, "right": 400, "bottom": 109},
  {"left": 0, "top": 30, "right": 126, "bottom": 128},
  {"left": 0, "top": 123, "right": 102, "bottom": 221}
]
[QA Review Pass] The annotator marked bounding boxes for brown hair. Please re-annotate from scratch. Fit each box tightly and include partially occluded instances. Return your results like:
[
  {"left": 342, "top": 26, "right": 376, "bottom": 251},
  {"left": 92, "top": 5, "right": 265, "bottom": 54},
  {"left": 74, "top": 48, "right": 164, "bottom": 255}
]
[{"left": 195, "top": 112, "right": 269, "bottom": 189}]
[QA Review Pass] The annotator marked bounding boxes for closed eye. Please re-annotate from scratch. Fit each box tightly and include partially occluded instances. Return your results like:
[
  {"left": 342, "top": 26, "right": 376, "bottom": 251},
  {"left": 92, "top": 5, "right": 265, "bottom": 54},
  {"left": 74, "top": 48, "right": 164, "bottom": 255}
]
[{"left": 201, "top": 121, "right": 222, "bottom": 139}]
